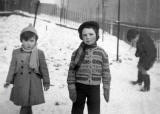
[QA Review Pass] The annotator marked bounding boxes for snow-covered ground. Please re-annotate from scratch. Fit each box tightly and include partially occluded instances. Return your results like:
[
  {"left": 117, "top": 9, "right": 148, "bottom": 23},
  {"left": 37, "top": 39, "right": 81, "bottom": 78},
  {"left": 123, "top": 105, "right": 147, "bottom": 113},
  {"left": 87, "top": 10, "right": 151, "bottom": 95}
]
[{"left": 0, "top": 14, "right": 160, "bottom": 114}]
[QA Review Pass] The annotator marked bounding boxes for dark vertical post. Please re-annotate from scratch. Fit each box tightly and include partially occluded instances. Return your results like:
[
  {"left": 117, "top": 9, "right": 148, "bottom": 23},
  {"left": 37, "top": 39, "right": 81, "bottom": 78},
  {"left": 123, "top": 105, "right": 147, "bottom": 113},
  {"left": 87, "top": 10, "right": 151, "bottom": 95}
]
[
  {"left": 102, "top": 0, "right": 105, "bottom": 41},
  {"left": 116, "top": 0, "right": 120, "bottom": 61},
  {"left": 4, "top": 0, "right": 6, "bottom": 11},
  {"left": 66, "top": 0, "right": 70, "bottom": 24},
  {"left": 33, "top": 0, "right": 40, "bottom": 27},
  {"left": 96, "top": 0, "right": 100, "bottom": 23},
  {"left": 60, "top": 0, "right": 64, "bottom": 24}
]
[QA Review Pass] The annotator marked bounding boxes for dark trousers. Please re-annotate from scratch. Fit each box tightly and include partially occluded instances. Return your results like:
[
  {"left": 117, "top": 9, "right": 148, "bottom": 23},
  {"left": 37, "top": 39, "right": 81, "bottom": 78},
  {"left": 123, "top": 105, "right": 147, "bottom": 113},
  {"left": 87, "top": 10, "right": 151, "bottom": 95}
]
[
  {"left": 143, "top": 74, "right": 150, "bottom": 91},
  {"left": 137, "top": 70, "right": 150, "bottom": 91},
  {"left": 71, "top": 83, "right": 100, "bottom": 114},
  {"left": 20, "top": 106, "right": 32, "bottom": 114},
  {"left": 137, "top": 70, "right": 143, "bottom": 84}
]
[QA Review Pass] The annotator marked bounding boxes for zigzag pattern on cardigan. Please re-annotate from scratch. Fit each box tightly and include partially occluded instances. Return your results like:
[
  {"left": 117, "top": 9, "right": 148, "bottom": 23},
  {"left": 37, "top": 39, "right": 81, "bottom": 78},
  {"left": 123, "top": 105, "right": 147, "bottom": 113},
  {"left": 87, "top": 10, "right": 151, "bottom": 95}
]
[{"left": 67, "top": 46, "right": 111, "bottom": 89}]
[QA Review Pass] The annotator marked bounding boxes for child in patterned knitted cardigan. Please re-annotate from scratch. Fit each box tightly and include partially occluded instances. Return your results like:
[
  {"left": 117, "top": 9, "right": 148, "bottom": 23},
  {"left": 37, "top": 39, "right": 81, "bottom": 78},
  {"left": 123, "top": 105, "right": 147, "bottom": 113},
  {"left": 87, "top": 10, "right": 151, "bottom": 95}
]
[{"left": 67, "top": 21, "right": 111, "bottom": 114}]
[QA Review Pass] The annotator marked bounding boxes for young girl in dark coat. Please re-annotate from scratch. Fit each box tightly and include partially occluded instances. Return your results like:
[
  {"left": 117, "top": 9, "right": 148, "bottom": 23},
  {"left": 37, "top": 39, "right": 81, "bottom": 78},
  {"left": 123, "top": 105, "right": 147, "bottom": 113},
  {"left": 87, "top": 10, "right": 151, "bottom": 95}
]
[
  {"left": 4, "top": 24, "right": 50, "bottom": 114},
  {"left": 67, "top": 21, "right": 111, "bottom": 114}
]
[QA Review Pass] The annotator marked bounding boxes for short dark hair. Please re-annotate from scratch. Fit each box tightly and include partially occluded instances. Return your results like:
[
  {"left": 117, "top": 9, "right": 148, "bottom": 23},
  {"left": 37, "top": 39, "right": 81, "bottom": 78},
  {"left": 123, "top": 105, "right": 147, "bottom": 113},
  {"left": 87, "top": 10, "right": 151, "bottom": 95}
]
[
  {"left": 127, "top": 29, "right": 139, "bottom": 42},
  {"left": 78, "top": 21, "right": 99, "bottom": 40},
  {"left": 20, "top": 31, "right": 38, "bottom": 42}
]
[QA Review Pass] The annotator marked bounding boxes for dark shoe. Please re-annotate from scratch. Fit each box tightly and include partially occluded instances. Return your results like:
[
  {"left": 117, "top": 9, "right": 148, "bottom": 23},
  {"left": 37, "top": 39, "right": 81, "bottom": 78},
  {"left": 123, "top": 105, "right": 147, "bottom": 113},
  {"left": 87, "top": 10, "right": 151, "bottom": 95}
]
[
  {"left": 140, "top": 74, "right": 150, "bottom": 92},
  {"left": 131, "top": 71, "right": 143, "bottom": 85},
  {"left": 140, "top": 87, "right": 148, "bottom": 92},
  {"left": 145, "top": 75, "right": 150, "bottom": 91},
  {"left": 130, "top": 81, "right": 142, "bottom": 85}
]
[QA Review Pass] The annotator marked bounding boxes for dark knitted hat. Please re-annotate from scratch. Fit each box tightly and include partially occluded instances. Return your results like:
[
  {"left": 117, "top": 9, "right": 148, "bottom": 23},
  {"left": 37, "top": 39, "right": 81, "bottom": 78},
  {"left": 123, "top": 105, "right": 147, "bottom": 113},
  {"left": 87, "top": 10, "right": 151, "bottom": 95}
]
[
  {"left": 127, "top": 29, "right": 139, "bottom": 42},
  {"left": 78, "top": 21, "right": 99, "bottom": 40}
]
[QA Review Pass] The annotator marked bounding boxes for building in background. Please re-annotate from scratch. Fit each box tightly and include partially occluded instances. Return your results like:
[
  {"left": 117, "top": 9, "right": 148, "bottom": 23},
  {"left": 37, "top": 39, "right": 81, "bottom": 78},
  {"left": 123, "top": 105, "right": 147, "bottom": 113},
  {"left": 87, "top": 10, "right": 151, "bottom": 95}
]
[{"left": 0, "top": 0, "right": 39, "bottom": 13}]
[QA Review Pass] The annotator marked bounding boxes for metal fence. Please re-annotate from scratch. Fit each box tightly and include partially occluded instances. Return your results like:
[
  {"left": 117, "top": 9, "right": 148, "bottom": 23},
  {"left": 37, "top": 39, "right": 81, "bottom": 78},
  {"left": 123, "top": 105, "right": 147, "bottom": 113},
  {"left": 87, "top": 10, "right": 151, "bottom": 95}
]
[
  {"left": 155, "top": 40, "right": 160, "bottom": 61},
  {"left": 1, "top": 1, "right": 160, "bottom": 61},
  {"left": 39, "top": 3, "right": 99, "bottom": 26}
]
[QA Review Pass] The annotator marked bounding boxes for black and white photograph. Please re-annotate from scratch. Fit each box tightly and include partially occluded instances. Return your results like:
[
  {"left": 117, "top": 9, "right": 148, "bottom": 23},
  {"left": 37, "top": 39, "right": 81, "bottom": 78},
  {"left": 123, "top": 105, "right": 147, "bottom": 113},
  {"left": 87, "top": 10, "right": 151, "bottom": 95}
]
[{"left": 0, "top": 0, "right": 160, "bottom": 114}]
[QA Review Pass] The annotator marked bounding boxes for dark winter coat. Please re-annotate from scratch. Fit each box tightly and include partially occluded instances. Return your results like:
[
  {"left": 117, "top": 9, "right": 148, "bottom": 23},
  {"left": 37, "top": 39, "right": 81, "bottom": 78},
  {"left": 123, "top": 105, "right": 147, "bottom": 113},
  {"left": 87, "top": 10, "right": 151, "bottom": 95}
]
[
  {"left": 135, "top": 31, "right": 156, "bottom": 70},
  {"left": 6, "top": 48, "right": 50, "bottom": 106}
]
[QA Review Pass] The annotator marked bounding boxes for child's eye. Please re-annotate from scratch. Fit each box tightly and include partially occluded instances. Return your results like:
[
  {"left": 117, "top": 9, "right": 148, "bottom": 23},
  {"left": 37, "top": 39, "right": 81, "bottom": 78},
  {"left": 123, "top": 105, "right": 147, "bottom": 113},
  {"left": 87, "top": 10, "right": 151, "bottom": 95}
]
[
  {"left": 82, "top": 34, "right": 87, "bottom": 37},
  {"left": 89, "top": 33, "right": 94, "bottom": 36},
  {"left": 29, "top": 40, "right": 34, "bottom": 42},
  {"left": 29, "top": 39, "right": 35, "bottom": 42}
]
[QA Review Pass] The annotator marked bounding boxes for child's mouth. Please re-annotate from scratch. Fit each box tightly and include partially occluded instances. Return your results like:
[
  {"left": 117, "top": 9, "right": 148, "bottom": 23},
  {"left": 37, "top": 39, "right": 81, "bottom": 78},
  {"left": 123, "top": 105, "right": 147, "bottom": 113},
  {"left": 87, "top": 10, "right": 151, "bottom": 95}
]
[{"left": 26, "top": 47, "right": 32, "bottom": 49}]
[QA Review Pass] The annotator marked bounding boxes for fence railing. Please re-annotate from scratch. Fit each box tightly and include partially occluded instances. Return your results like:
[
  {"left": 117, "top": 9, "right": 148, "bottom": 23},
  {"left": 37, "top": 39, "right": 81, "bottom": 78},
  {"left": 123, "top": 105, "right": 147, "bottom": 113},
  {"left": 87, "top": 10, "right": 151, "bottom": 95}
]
[
  {"left": 155, "top": 40, "right": 160, "bottom": 61},
  {"left": 38, "top": 3, "right": 100, "bottom": 26},
  {"left": 1, "top": 1, "right": 160, "bottom": 61}
]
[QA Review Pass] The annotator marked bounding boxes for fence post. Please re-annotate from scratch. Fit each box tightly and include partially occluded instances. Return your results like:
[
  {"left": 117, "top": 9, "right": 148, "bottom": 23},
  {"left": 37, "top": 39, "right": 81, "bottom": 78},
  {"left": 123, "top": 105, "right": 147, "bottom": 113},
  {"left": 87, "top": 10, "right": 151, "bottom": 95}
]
[
  {"left": 33, "top": 1, "right": 40, "bottom": 27},
  {"left": 157, "top": 40, "right": 160, "bottom": 61}
]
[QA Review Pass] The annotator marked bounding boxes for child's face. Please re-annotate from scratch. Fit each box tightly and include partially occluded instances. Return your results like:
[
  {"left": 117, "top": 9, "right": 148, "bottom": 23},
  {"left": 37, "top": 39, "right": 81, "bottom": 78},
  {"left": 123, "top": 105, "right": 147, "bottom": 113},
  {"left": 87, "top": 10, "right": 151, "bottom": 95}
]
[
  {"left": 22, "top": 36, "right": 36, "bottom": 50},
  {"left": 82, "top": 28, "right": 97, "bottom": 45}
]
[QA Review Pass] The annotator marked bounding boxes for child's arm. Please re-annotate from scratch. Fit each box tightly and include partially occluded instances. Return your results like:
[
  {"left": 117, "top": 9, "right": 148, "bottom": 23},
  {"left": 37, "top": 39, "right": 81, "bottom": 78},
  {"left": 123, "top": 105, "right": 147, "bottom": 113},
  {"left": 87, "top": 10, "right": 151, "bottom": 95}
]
[
  {"left": 39, "top": 50, "right": 50, "bottom": 90},
  {"left": 67, "top": 51, "right": 77, "bottom": 102},
  {"left": 67, "top": 51, "right": 76, "bottom": 89},
  {"left": 4, "top": 50, "right": 17, "bottom": 87},
  {"left": 102, "top": 51, "right": 111, "bottom": 89},
  {"left": 102, "top": 50, "right": 111, "bottom": 102}
]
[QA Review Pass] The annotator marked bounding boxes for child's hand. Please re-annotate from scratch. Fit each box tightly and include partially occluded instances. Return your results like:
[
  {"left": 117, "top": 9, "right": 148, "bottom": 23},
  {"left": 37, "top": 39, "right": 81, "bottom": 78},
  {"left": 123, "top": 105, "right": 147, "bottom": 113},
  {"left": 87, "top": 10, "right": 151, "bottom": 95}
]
[
  {"left": 104, "top": 89, "right": 110, "bottom": 102},
  {"left": 44, "top": 86, "right": 50, "bottom": 91},
  {"left": 69, "top": 88, "right": 77, "bottom": 103},
  {"left": 4, "top": 82, "right": 10, "bottom": 88}
]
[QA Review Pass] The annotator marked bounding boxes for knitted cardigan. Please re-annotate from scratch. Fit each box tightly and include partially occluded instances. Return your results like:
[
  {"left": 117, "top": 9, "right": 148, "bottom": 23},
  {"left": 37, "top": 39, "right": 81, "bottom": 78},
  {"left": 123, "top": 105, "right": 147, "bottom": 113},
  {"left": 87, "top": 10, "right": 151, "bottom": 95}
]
[{"left": 67, "top": 46, "right": 111, "bottom": 90}]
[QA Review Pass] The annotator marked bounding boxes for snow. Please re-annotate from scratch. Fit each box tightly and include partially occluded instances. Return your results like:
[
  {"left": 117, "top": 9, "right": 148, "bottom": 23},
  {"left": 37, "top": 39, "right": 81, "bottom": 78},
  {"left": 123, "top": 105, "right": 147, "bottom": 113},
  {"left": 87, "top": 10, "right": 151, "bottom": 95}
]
[
  {"left": 40, "top": 0, "right": 61, "bottom": 7},
  {"left": 40, "top": 0, "right": 60, "bottom": 4},
  {"left": 0, "top": 14, "right": 160, "bottom": 114}
]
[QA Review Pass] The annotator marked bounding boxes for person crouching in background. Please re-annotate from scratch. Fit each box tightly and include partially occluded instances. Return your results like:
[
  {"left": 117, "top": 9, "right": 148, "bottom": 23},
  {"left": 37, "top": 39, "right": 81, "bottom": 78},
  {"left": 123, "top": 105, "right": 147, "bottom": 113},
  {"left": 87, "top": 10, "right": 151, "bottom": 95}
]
[{"left": 127, "top": 29, "right": 156, "bottom": 92}]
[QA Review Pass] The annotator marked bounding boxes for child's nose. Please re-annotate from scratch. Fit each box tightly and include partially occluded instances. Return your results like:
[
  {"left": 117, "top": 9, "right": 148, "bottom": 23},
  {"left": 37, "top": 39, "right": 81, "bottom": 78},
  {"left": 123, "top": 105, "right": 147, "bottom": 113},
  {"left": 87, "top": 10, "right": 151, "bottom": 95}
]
[
  {"left": 86, "top": 35, "right": 91, "bottom": 39},
  {"left": 27, "top": 43, "right": 32, "bottom": 47}
]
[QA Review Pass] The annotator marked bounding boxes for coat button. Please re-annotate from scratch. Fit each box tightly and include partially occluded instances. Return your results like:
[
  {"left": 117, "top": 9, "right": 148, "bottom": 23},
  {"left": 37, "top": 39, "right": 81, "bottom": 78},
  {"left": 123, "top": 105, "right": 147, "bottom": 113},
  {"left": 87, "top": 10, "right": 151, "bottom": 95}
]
[
  {"left": 21, "top": 66, "right": 24, "bottom": 69},
  {"left": 28, "top": 72, "right": 31, "bottom": 74},
  {"left": 20, "top": 72, "right": 23, "bottom": 75}
]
